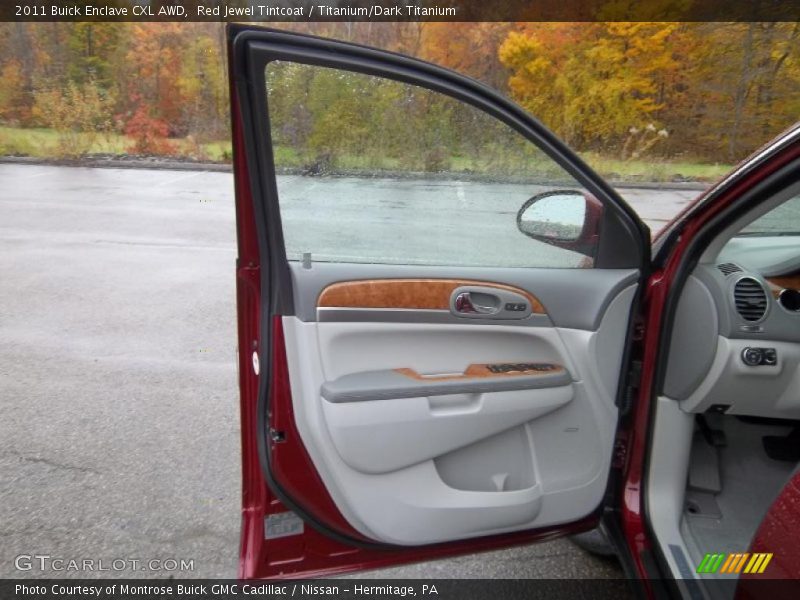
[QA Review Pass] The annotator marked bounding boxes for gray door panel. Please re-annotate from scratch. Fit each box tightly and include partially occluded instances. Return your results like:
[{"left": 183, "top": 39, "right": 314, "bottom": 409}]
[{"left": 290, "top": 261, "right": 638, "bottom": 330}]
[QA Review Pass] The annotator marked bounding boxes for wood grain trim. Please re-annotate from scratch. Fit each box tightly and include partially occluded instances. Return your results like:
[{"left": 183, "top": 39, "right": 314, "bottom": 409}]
[
  {"left": 317, "top": 279, "right": 546, "bottom": 314},
  {"left": 767, "top": 276, "right": 800, "bottom": 298},
  {"left": 394, "top": 364, "right": 564, "bottom": 382}
]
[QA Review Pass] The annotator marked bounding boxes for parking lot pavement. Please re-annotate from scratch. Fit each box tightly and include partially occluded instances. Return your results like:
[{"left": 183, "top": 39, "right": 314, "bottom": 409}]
[
  {"left": 0, "top": 164, "right": 697, "bottom": 579},
  {"left": 343, "top": 538, "right": 627, "bottom": 580}
]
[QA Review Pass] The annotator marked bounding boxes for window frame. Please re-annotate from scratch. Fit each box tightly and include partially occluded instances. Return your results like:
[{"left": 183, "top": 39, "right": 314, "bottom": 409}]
[{"left": 232, "top": 30, "right": 648, "bottom": 313}]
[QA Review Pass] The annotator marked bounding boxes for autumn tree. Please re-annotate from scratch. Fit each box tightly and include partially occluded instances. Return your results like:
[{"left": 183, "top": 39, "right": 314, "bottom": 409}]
[
  {"left": 498, "top": 22, "right": 799, "bottom": 162},
  {"left": 418, "top": 23, "right": 513, "bottom": 90},
  {"left": 680, "top": 23, "right": 800, "bottom": 161},
  {"left": 120, "top": 23, "right": 188, "bottom": 135},
  {"left": 32, "top": 76, "right": 116, "bottom": 156},
  {"left": 0, "top": 60, "right": 27, "bottom": 122},
  {"left": 499, "top": 22, "right": 679, "bottom": 153},
  {"left": 66, "top": 23, "right": 123, "bottom": 87},
  {"left": 0, "top": 22, "right": 798, "bottom": 165},
  {"left": 176, "top": 24, "right": 229, "bottom": 143}
]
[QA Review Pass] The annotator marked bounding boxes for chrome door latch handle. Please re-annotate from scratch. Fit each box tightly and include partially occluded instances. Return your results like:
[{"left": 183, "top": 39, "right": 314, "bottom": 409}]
[
  {"left": 454, "top": 291, "right": 495, "bottom": 314},
  {"left": 449, "top": 285, "right": 532, "bottom": 320}
]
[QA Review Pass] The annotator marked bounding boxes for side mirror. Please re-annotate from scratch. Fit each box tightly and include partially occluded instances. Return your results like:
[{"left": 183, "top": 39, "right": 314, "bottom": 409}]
[{"left": 516, "top": 190, "right": 603, "bottom": 256}]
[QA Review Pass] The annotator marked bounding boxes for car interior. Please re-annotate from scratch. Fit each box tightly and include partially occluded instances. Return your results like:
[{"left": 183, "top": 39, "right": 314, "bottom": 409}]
[{"left": 649, "top": 182, "right": 800, "bottom": 594}]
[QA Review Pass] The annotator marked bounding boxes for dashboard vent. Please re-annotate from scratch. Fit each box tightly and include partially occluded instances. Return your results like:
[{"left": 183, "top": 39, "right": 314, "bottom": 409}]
[
  {"left": 734, "top": 277, "right": 768, "bottom": 322},
  {"left": 718, "top": 263, "right": 742, "bottom": 276}
]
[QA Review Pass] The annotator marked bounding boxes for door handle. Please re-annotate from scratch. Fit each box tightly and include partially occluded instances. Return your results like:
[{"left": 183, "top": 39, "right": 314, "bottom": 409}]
[
  {"left": 449, "top": 286, "right": 533, "bottom": 320},
  {"left": 454, "top": 291, "right": 498, "bottom": 315}
]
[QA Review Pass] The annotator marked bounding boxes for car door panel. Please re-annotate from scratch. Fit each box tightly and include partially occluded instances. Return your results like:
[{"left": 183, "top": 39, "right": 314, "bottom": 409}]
[
  {"left": 290, "top": 262, "right": 639, "bottom": 329},
  {"left": 229, "top": 24, "right": 649, "bottom": 576},
  {"left": 281, "top": 273, "right": 636, "bottom": 545}
]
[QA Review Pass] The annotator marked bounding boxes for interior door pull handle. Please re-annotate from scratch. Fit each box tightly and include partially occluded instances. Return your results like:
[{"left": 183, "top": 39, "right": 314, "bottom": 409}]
[
  {"left": 454, "top": 292, "right": 495, "bottom": 314},
  {"left": 450, "top": 286, "right": 530, "bottom": 320}
]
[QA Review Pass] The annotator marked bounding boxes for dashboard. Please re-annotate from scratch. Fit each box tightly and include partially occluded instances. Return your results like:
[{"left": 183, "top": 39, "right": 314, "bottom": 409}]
[{"left": 663, "top": 234, "right": 800, "bottom": 419}]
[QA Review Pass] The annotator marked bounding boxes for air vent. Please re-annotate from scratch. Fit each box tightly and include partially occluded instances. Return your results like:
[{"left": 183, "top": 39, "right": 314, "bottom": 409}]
[
  {"left": 734, "top": 277, "right": 768, "bottom": 322},
  {"left": 718, "top": 263, "right": 742, "bottom": 276}
]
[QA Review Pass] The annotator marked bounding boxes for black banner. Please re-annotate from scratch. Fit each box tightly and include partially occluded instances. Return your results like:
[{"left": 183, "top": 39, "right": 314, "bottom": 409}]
[
  {"left": 3, "top": 579, "right": 641, "bottom": 600},
  {"left": 3, "top": 0, "right": 800, "bottom": 22},
  {"left": 6, "top": 579, "right": 800, "bottom": 600}
]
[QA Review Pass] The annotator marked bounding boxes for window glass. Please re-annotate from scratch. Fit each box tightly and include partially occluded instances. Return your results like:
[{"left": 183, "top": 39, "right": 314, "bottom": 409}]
[
  {"left": 738, "top": 194, "right": 800, "bottom": 237},
  {"left": 266, "top": 61, "right": 595, "bottom": 268}
]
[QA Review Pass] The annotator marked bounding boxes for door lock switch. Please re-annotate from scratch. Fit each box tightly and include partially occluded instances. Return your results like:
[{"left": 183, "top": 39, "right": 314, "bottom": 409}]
[{"left": 503, "top": 302, "right": 528, "bottom": 312}]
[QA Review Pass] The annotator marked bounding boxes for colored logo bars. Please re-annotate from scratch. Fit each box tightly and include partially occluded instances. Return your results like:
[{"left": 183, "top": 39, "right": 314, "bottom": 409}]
[{"left": 696, "top": 553, "right": 773, "bottom": 574}]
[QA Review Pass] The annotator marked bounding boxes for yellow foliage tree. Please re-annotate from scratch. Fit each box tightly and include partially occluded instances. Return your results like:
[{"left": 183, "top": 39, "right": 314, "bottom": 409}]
[
  {"left": 499, "top": 23, "right": 680, "bottom": 154},
  {"left": 32, "top": 77, "right": 116, "bottom": 157},
  {"left": 0, "top": 59, "right": 27, "bottom": 122}
]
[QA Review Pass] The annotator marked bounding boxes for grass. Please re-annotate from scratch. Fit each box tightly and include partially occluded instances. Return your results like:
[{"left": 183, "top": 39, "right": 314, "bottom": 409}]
[
  {"left": 268, "top": 146, "right": 731, "bottom": 183},
  {"left": 200, "top": 140, "right": 233, "bottom": 161},
  {"left": 581, "top": 152, "right": 733, "bottom": 183},
  {"left": 0, "top": 126, "right": 233, "bottom": 162},
  {"left": 0, "top": 125, "right": 732, "bottom": 182},
  {"left": 0, "top": 126, "right": 129, "bottom": 155}
]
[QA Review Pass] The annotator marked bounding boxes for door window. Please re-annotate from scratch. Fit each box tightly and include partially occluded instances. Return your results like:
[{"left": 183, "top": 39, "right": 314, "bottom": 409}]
[
  {"left": 738, "top": 193, "right": 800, "bottom": 237},
  {"left": 265, "top": 62, "right": 595, "bottom": 268}
]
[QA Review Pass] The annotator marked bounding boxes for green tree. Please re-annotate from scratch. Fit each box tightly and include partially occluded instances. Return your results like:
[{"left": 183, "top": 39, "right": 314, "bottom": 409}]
[{"left": 67, "top": 23, "right": 122, "bottom": 87}]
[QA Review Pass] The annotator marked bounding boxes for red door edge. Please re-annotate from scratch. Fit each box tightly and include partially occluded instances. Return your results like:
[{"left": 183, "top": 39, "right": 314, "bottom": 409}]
[{"left": 619, "top": 136, "right": 800, "bottom": 588}]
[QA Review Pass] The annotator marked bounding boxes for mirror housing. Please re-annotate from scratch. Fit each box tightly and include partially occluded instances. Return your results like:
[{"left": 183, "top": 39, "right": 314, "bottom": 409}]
[{"left": 516, "top": 190, "right": 603, "bottom": 256}]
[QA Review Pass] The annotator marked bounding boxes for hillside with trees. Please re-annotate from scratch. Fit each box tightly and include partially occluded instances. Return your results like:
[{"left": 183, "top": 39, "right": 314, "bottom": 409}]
[{"left": 0, "top": 22, "right": 797, "bottom": 181}]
